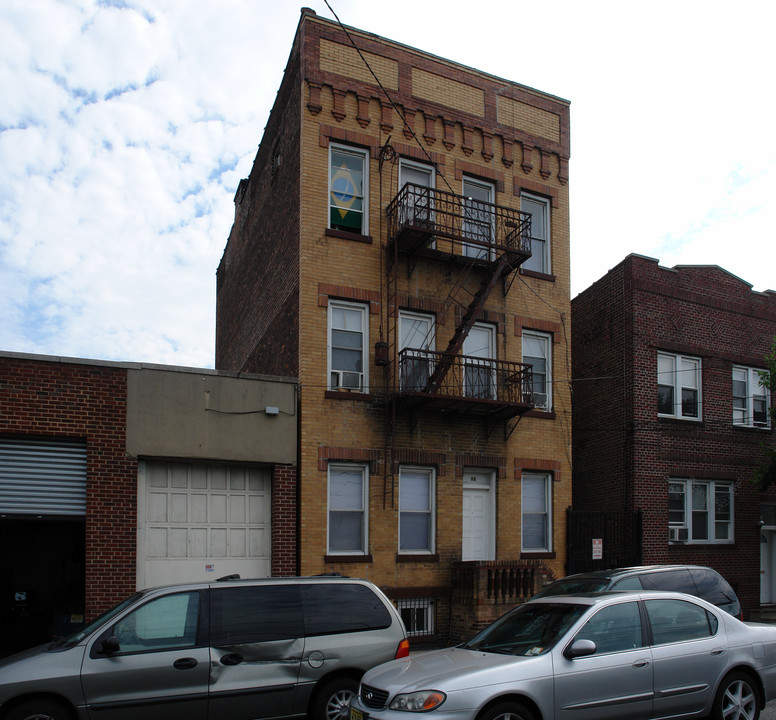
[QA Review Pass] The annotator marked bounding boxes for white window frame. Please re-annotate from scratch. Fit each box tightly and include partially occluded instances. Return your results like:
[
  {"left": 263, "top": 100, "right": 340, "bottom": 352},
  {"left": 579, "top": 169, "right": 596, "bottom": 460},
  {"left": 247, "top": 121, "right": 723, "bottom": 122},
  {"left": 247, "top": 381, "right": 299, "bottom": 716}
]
[
  {"left": 462, "top": 176, "right": 495, "bottom": 260},
  {"left": 398, "top": 466, "right": 436, "bottom": 554},
  {"left": 521, "top": 472, "right": 552, "bottom": 552},
  {"left": 668, "top": 478, "right": 733, "bottom": 544},
  {"left": 329, "top": 143, "right": 369, "bottom": 235},
  {"left": 520, "top": 192, "right": 551, "bottom": 274},
  {"left": 522, "top": 330, "right": 552, "bottom": 410},
  {"left": 657, "top": 352, "right": 702, "bottom": 420},
  {"left": 399, "top": 310, "right": 435, "bottom": 392},
  {"left": 327, "top": 463, "right": 369, "bottom": 555},
  {"left": 327, "top": 300, "right": 368, "bottom": 393},
  {"left": 732, "top": 365, "right": 771, "bottom": 428},
  {"left": 463, "top": 322, "right": 496, "bottom": 399}
]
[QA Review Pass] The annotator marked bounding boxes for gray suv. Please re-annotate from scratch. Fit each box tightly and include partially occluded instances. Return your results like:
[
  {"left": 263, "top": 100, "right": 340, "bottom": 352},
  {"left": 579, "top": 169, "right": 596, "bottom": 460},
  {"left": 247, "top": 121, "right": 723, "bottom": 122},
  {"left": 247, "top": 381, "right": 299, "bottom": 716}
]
[
  {"left": 532, "top": 564, "right": 742, "bottom": 618},
  {"left": 0, "top": 575, "right": 409, "bottom": 720}
]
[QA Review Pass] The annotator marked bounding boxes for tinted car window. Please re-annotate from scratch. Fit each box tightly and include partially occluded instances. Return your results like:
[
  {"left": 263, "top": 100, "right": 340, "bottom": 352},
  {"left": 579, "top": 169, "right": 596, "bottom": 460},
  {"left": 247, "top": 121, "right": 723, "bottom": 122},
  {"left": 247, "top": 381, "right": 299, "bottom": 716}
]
[
  {"left": 303, "top": 584, "right": 391, "bottom": 635},
  {"left": 689, "top": 567, "right": 737, "bottom": 606},
  {"left": 645, "top": 599, "right": 715, "bottom": 645},
  {"left": 609, "top": 576, "right": 643, "bottom": 591},
  {"left": 211, "top": 585, "right": 303, "bottom": 645},
  {"left": 574, "top": 601, "right": 643, "bottom": 654},
  {"left": 532, "top": 577, "right": 610, "bottom": 598},
  {"left": 639, "top": 569, "right": 693, "bottom": 593}
]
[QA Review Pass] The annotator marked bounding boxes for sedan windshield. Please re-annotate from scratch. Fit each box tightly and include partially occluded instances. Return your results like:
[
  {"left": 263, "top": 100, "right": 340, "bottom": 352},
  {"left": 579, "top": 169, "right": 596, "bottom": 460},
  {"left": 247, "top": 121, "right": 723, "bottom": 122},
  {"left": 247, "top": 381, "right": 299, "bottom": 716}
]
[
  {"left": 532, "top": 577, "right": 611, "bottom": 598},
  {"left": 463, "top": 602, "right": 586, "bottom": 656}
]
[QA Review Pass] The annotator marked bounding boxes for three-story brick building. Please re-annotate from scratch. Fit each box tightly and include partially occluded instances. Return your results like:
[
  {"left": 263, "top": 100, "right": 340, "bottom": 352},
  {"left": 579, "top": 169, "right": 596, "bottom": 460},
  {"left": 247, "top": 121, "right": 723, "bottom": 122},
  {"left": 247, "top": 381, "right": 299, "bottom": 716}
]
[{"left": 216, "top": 9, "right": 572, "bottom": 642}]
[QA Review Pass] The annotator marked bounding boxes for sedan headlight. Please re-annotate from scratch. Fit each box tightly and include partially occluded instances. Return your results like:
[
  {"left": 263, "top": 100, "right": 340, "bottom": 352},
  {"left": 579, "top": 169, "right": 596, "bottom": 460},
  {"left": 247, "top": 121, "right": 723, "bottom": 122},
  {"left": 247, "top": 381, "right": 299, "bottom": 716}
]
[{"left": 389, "top": 690, "right": 447, "bottom": 712}]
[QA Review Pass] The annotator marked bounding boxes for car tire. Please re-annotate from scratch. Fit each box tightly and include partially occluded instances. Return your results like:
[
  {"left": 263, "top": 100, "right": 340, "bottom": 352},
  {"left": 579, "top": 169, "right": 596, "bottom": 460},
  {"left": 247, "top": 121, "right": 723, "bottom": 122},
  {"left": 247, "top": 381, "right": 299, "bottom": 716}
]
[
  {"left": 478, "top": 701, "right": 536, "bottom": 720},
  {"left": 4, "top": 699, "right": 74, "bottom": 720},
  {"left": 312, "top": 676, "right": 360, "bottom": 720},
  {"left": 711, "top": 671, "right": 760, "bottom": 720}
]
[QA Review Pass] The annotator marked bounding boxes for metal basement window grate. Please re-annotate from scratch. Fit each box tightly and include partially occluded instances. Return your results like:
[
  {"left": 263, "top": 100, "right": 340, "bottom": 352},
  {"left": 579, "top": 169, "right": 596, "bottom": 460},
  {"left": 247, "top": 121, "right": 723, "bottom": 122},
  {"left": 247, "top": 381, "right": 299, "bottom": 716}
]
[{"left": 396, "top": 597, "right": 434, "bottom": 637}]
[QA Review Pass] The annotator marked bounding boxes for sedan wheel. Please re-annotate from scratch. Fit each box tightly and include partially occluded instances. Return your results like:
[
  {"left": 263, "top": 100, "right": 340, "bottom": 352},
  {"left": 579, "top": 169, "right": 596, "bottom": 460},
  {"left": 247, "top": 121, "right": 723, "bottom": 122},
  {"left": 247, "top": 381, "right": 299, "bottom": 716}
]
[
  {"left": 4, "top": 699, "right": 73, "bottom": 720},
  {"left": 713, "top": 672, "right": 760, "bottom": 720},
  {"left": 478, "top": 701, "right": 536, "bottom": 720}
]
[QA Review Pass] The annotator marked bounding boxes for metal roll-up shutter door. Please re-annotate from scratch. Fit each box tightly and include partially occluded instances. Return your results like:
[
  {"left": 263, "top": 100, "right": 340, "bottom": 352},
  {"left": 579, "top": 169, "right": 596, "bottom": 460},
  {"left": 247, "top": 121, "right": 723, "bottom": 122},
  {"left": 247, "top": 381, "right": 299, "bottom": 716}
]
[{"left": 0, "top": 438, "right": 87, "bottom": 516}]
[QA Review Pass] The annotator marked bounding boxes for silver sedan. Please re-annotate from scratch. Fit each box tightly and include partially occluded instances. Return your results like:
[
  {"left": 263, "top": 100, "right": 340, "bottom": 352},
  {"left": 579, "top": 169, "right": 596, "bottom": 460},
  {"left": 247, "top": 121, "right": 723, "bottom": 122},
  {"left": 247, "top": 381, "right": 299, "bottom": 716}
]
[{"left": 352, "top": 591, "right": 776, "bottom": 720}]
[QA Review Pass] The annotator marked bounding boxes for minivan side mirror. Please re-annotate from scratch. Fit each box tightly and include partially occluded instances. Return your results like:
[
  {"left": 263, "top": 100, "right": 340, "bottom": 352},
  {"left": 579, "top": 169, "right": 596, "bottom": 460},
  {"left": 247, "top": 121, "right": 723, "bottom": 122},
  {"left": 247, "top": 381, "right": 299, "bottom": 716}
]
[
  {"left": 564, "top": 639, "right": 596, "bottom": 659},
  {"left": 100, "top": 635, "right": 121, "bottom": 655}
]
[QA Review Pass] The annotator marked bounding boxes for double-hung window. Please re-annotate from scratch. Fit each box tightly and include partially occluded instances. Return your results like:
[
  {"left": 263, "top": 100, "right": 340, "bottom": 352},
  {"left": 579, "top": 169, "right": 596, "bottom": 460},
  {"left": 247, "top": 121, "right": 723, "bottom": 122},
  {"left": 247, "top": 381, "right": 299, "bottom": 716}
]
[
  {"left": 520, "top": 193, "right": 550, "bottom": 274},
  {"left": 732, "top": 366, "right": 770, "bottom": 428},
  {"left": 328, "top": 464, "right": 368, "bottom": 555},
  {"left": 462, "top": 176, "right": 495, "bottom": 259},
  {"left": 399, "top": 467, "right": 435, "bottom": 554},
  {"left": 668, "top": 479, "right": 733, "bottom": 543},
  {"left": 522, "top": 472, "right": 552, "bottom": 552},
  {"left": 328, "top": 300, "right": 367, "bottom": 392},
  {"left": 399, "top": 311, "right": 434, "bottom": 392},
  {"left": 398, "top": 159, "right": 434, "bottom": 232},
  {"left": 522, "top": 330, "right": 551, "bottom": 410},
  {"left": 329, "top": 144, "right": 368, "bottom": 234},
  {"left": 658, "top": 352, "right": 701, "bottom": 419}
]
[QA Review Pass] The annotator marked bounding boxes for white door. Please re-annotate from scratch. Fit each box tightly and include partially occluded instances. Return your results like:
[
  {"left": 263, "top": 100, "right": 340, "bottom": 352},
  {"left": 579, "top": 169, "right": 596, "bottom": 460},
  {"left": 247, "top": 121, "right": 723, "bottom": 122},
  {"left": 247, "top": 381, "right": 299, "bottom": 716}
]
[
  {"left": 462, "top": 470, "right": 495, "bottom": 561},
  {"left": 762, "top": 530, "right": 776, "bottom": 604},
  {"left": 462, "top": 177, "right": 494, "bottom": 259},
  {"left": 137, "top": 461, "right": 271, "bottom": 588},
  {"left": 463, "top": 323, "right": 496, "bottom": 399}
]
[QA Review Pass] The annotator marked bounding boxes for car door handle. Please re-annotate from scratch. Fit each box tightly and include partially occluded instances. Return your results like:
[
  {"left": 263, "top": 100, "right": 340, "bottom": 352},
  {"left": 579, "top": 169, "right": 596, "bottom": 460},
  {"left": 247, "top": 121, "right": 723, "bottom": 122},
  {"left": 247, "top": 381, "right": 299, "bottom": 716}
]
[
  {"left": 173, "top": 657, "right": 199, "bottom": 670},
  {"left": 220, "top": 653, "right": 244, "bottom": 666},
  {"left": 711, "top": 648, "right": 726, "bottom": 656},
  {"left": 632, "top": 659, "right": 651, "bottom": 668}
]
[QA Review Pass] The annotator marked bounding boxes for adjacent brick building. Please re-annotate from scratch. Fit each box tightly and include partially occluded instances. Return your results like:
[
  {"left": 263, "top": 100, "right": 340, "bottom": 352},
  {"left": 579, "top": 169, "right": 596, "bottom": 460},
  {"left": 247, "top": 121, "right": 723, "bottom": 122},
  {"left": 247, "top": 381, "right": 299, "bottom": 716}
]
[
  {"left": 572, "top": 254, "right": 776, "bottom": 618},
  {"left": 216, "top": 9, "right": 572, "bottom": 642},
  {"left": 0, "top": 352, "right": 297, "bottom": 655}
]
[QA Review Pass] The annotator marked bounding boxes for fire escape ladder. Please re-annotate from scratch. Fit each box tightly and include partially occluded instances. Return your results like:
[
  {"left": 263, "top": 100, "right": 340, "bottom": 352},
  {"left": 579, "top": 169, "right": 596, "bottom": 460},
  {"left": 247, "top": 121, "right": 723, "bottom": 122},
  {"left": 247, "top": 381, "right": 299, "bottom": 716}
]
[{"left": 422, "top": 254, "right": 509, "bottom": 393}]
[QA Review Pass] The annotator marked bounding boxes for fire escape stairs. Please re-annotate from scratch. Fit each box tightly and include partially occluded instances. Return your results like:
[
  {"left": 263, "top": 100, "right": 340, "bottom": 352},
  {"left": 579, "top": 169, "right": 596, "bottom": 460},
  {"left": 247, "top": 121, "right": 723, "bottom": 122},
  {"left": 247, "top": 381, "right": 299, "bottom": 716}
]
[{"left": 422, "top": 254, "right": 510, "bottom": 393}]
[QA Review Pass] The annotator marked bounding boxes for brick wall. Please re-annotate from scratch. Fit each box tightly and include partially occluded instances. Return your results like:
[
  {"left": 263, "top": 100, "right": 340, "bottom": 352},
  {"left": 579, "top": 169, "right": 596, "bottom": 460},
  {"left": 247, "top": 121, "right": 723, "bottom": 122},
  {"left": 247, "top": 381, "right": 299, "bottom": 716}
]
[{"left": 0, "top": 356, "right": 136, "bottom": 618}]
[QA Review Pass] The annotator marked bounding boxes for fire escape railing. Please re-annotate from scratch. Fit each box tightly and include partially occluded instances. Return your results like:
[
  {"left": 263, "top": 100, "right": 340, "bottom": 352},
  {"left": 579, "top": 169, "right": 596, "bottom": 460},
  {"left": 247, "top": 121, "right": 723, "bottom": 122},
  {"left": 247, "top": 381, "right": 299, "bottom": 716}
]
[
  {"left": 386, "top": 183, "right": 532, "bottom": 263},
  {"left": 398, "top": 348, "right": 534, "bottom": 405}
]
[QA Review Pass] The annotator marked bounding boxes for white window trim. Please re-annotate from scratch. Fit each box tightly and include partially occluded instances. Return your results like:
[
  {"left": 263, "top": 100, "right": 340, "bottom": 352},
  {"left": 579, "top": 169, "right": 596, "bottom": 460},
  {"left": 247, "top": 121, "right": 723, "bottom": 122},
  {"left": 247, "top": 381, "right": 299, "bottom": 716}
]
[
  {"left": 657, "top": 352, "right": 702, "bottom": 421},
  {"left": 522, "top": 329, "right": 552, "bottom": 411},
  {"left": 732, "top": 365, "right": 771, "bottom": 428},
  {"left": 328, "top": 143, "right": 369, "bottom": 235},
  {"left": 462, "top": 175, "right": 496, "bottom": 260},
  {"left": 520, "top": 191, "right": 551, "bottom": 275},
  {"left": 398, "top": 466, "right": 436, "bottom": 554},
  {"left": 399, "top": 158, "right": 435, "bottom": 190},
  {"left": 668, "top": 478, "right": 734, "bottom": 545},
  {"left": 327, "top": 463, "right": 369, "bottom": 556},
  {"left": 521, "top": 471, "right": 552, "bottom": 553},
  {"left": 327, "top": 299, "right": 369, "bottom": 393}
]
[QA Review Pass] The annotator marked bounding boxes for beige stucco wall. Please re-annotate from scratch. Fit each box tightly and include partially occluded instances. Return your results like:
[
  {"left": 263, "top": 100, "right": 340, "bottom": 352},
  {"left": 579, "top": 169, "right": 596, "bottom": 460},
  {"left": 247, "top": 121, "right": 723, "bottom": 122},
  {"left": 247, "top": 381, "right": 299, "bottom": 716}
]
[{"left": 126, "top": 367, "right": 297, "bottom": 464}]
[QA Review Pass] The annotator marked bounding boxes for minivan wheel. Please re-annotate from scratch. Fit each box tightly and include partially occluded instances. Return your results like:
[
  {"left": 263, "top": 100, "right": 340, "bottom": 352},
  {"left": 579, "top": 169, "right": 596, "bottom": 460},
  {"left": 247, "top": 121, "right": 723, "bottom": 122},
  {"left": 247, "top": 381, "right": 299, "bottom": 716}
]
[
  {"left": 4, "top": 699, "right": 74, "bottom": 720},
  {"left": 711, "top": 671, "right": 760, "bottom": 720},
  {"left": 478, "top": 701, "right": 536, "bottom": 720},
  {"left": 313, "top": 677, "right": 360, "bottom": 720}
]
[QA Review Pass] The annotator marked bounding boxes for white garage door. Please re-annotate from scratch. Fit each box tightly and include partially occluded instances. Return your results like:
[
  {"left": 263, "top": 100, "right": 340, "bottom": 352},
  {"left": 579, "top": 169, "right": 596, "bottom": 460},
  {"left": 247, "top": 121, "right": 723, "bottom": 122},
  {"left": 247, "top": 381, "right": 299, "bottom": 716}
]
[{"left": 137, "top": 461, "right": 271, "bottom": 589}]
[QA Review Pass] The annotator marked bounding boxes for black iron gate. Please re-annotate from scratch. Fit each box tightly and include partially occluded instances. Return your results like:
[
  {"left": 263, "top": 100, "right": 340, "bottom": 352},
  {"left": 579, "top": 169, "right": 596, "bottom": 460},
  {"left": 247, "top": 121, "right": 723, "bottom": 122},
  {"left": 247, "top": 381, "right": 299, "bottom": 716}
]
[{"left": 566, "top": 509, "right": 642, "bottom": 575}]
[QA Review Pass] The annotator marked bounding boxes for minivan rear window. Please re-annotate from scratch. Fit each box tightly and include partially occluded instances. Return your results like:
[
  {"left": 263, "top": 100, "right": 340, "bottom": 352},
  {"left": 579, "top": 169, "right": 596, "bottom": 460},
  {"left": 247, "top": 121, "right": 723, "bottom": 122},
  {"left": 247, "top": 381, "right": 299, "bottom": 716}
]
[
  {"left": 303, "top": 584, "right": 392, "bottom": 635},
  {"left": 639, "top": 569, "right": 693, "bottom": 593}
]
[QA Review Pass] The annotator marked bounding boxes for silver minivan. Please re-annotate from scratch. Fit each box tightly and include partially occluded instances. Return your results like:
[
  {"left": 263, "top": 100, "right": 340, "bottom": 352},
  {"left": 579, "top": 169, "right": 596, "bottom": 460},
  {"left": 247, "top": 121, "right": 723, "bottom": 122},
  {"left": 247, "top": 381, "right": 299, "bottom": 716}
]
[{"left": 0, "top": 575, "right": 409, "bottom": 720}]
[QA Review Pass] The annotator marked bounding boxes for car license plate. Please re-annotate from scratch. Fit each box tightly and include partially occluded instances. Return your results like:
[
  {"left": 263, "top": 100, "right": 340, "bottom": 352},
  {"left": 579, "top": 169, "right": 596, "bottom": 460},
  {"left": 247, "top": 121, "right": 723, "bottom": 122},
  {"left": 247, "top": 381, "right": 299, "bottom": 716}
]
[{"left": 351, "top": 708, "right": 366, "bottom": 720}]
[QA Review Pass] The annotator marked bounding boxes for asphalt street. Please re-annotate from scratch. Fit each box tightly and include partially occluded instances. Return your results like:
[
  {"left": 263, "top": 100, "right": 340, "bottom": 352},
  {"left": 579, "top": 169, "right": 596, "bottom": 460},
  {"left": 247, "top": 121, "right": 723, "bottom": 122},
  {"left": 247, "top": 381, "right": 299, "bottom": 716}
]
[{"left": 764, "top": 700, "right": 776, "bottom": 719}]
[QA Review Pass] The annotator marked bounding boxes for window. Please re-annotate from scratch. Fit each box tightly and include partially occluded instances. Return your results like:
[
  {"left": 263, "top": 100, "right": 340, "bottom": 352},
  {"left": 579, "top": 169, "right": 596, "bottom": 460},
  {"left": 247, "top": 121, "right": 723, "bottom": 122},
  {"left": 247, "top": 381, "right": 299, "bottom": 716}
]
[
  {"left": 328, "top": 464, "right": 368, "bottom": 555},
  {"left": 523, "top": 330, "right": 551, "bottom": 410},
  {"left": 399, "top": 311, "right": 434, "bottom": 391},
  {"left": 210, "top": 585, "right": 303, "bottom": 645},
  {"left": 396, "top": 598, "right": 434, "bottom": 637},
  {"left": 645, "top": 599, "right": 717, "bottom": 645},
  {"left": 520, "top": 193, "right": 550, "bottom": 274},
  {"left": 398, "top": 159, "right": 434, "bottom": 231},
  {"left": 658, "top": 352, "right": 701, "bottom": 419},
  {"left": 328, "top": 301, "right": 368, "bottom": 392},
  {"left": 302, "top": 584, "right": 392, "bottom": 635},
  {"left": 522, "top": 472, "right": 551, "bottom": 552},
  {"left": 463, "top": 323, "right": 496, "bottom": 399},
  {"left": 668, "top": 479, "right": 733, "bottom": 543},
  {"left": 399, "top": 467, "right": 435, "bottom": 553},
  {"left": 574, "top": 601, "right": 643, "bottom": 654},
  {"left": 732, "top": 366, "right": 770, "bottom": 428},
  {"left": 112, "top": 592, "right": 200, "bottom": 653},
  {"left": 329, "top": 144, "right": 368, "bottom": 234},
  {"left": 462, "top": 176, "right": 495, "bottom": 259}
]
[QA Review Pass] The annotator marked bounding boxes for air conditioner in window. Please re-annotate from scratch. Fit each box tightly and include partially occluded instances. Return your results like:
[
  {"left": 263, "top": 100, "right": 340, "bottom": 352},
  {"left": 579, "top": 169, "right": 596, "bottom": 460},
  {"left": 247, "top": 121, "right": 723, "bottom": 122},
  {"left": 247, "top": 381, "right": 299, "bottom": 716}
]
[
  {"left": 532, "top": 392, "right": 548, "bottom": 409},
  {"left": 331, "top": 371, "right": 362, "bottom": 392},
  {"left": 668, "top": 526, "right": 688, "bottom": 543}
]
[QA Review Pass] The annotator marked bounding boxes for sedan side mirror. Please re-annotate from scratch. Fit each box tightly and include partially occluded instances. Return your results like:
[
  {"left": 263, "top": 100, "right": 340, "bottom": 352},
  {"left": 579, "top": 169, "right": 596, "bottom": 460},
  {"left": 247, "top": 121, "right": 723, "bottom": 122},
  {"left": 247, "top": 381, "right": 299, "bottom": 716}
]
[
  {"left": 564, "top": 639, "right": 596, "bottom": 659},
  {"left": 100, "top": 636, "right": 121, "bottom": 655}
]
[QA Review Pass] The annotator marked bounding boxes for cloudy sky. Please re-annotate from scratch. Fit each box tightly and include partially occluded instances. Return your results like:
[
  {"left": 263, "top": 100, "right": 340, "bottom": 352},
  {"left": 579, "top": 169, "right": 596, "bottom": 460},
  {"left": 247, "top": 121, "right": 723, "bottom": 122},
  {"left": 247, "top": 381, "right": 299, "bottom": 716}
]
[{"left": 1, "top": 0, "right": 774, "bottom": 369}]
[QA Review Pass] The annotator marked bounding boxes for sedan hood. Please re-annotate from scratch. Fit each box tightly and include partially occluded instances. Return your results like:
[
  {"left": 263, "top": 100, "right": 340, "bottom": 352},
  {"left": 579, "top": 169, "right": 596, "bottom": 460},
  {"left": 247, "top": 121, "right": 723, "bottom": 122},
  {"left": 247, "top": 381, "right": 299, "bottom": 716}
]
[{"left": 362, "top": 646, "right": 548, "bottom": 694}]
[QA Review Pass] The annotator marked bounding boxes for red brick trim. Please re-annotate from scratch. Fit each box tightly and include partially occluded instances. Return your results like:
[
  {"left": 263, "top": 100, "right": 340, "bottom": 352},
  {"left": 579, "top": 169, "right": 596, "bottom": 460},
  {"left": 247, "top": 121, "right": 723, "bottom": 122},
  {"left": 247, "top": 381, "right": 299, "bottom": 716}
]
[
  {"left": 393, "top": 449, "right": 447, "bottom": 476},
  {"left": 324, "top": 228, "right": 373, "bottom": 244},
  {"left": 318, "top": 446, "right": 382, "bottom": 473},
  {"left": 397, "top": 295, "right": 446, "bottom": 317},
  {"left": 515, "top": 316, "right": 562, "bottom": 342},
  {"left": 271, "top": 464, "right": 297, "bottom": 576},
  {"left": 318, "top": 283, "right": 380, "bottom": 314},
  {"left": 319, "top": 124, "right": 380, "bottom": 155},
  {"left": 454, "top": 159, "right": 505, "bottom": 193},
  {"left": 456, "top": 306, "right": 505, "bottom": 335},
  {"left": 396, "top": 553, "right": 440, "bottom": 563},
  {"left": 456, "top": 454, "right": 507, "bottom": 478},
  {"left": 514, "top": 179, "right": 560, "bottom": 209},
  {"left": 393, "top": 142, "right": 446, "bottom": 169},
  {"left": 515, "top": 457, "right": 562, "bottom": 484}
]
